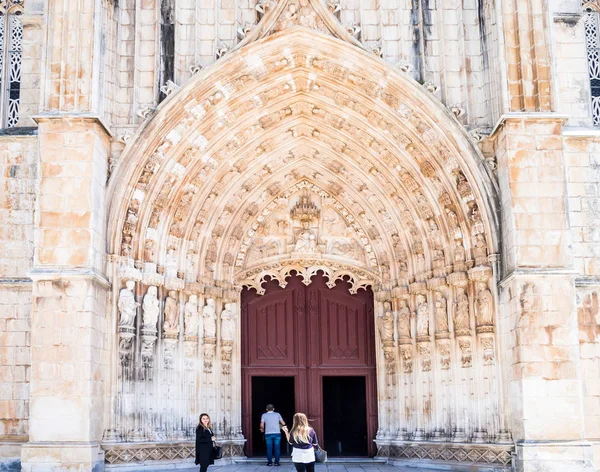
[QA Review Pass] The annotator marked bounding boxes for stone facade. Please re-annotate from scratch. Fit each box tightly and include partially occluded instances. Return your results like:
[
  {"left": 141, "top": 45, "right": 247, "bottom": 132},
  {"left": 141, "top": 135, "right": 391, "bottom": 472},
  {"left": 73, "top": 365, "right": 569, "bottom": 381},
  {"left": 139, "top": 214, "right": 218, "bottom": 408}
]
[{"left": 0, "top": 1, "right": 599, "bottom": 472}]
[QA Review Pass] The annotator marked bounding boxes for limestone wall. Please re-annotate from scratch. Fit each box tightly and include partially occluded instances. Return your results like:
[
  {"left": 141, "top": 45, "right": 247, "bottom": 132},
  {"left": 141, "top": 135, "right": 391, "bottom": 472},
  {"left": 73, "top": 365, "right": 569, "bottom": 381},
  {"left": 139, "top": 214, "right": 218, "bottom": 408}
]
[
  {"left": 0, "top": 135, "right": 38, "bottom": 465},
  {"left": 565, "top": 134, "right": 600, "bottom": 470},
  {"left": 577, "top": 288, "right": 600, "bottom": 471}
]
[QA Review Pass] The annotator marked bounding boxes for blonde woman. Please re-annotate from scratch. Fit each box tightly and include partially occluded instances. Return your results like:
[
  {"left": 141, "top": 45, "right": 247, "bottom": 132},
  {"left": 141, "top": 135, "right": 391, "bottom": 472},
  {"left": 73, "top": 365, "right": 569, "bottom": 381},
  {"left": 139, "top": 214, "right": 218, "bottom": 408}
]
[{"left": 283, "top": 413, "right": 319, "bottom": 472}]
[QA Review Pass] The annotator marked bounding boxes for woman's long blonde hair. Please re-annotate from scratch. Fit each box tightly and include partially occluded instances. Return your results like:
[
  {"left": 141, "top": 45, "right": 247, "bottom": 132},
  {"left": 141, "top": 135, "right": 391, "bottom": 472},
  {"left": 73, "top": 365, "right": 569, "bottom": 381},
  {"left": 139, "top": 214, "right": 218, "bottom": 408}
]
[{"left": 290, "top": 413, "right": 311, "bottom": 444}]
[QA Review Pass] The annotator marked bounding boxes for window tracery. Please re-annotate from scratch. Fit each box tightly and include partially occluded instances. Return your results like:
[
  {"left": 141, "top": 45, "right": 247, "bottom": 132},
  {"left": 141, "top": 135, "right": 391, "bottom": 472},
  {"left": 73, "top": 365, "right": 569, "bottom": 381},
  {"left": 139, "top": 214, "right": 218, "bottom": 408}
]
[
  {"left": 584, "top": 2, "right": 600, "bottom": 125},
  {"left": 0, "top": 0, "right": 23, "bottom": 128}
]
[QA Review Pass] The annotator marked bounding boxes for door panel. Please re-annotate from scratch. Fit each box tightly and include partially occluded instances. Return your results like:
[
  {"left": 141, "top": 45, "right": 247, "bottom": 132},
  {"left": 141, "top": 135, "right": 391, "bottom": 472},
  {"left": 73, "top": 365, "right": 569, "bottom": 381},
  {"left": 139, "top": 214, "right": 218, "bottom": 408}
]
[{"left": 242, "top": 274, "right": 377, "bottom": 456}]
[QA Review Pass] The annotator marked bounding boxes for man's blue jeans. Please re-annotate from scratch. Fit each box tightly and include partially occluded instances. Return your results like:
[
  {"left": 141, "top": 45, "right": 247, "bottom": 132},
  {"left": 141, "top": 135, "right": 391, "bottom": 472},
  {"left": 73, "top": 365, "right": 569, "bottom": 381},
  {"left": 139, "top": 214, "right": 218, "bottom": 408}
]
[{"left": 265, "top": 433, "right": 281, "bottom": 464}]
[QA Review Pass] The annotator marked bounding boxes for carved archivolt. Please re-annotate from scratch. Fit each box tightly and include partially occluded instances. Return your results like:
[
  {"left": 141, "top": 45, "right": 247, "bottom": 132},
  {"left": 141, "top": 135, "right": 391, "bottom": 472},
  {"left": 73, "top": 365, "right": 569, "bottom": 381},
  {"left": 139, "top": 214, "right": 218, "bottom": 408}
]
[{"left": 108, "top": 28, "right": 499, "bottom": 296}]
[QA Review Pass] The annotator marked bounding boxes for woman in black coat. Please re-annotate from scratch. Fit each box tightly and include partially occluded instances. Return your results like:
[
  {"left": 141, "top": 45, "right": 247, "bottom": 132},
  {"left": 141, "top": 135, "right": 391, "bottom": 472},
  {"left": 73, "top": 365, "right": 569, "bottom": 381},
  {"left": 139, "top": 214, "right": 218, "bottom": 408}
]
[{"left": 195, "top": 413, "right": 216, "bottom": 472}]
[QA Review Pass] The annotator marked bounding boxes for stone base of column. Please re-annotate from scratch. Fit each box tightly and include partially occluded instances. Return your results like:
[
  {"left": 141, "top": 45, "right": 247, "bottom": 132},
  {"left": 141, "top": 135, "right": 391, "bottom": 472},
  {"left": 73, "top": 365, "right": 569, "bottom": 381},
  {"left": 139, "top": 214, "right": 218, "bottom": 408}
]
[
  {"left": 102, "top": 440, "right": 246, "bottom": 469},
  {"left": 377, "top": 440, "right": 513, "bottom": 471},
  {"left": 514, "top": 441, "right": 595, "bottom": 472},
  {"left": 20, "top": 442, "right": 104, "bottom": 472}
]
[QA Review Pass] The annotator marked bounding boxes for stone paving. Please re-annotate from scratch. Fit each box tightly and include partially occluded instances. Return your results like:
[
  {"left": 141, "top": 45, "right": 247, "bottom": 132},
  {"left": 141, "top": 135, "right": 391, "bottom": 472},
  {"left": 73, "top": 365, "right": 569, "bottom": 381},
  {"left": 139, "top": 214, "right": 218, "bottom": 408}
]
[{"left": 159, "top": 463, "right": 462, "bottom": 472}]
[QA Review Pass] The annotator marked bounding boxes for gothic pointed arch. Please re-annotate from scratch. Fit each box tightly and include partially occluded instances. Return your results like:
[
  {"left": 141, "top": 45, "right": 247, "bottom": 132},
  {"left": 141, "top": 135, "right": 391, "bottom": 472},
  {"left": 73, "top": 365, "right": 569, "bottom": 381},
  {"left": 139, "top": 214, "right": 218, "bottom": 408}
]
[
  {"left": 107, "top": 28, "right": 500, "bottom": 291},
  {"left": 104, "top": 7, "right": 510, "bottom": 457}
]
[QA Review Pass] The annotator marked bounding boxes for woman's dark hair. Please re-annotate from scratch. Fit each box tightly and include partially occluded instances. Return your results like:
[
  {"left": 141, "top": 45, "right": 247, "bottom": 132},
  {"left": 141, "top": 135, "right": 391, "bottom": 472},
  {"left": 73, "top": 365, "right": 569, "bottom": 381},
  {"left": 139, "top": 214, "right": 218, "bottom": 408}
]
[{"left": 198, "top": 412, "right": 212, "bottom": 429}]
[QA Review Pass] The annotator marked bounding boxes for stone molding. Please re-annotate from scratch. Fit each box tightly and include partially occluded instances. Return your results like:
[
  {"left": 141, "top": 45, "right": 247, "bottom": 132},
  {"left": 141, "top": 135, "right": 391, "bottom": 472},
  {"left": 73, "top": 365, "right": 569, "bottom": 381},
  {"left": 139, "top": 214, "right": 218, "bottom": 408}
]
[
  {"left": 102, "top": 441, "right": 245, "bottom": 465},
  {"left": 378, "top": 441, "right": 513, "bottom": 467}
]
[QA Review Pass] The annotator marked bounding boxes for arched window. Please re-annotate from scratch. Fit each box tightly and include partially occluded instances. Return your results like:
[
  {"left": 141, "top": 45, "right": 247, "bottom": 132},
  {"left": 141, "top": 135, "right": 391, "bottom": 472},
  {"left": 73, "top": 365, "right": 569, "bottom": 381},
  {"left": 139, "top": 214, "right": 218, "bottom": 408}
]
[
  {"left": 0, "top": 0, "right": 23, "bottom": 128},
  {"left": 584, "top": 2, "right": 600, "bottom": 125}
]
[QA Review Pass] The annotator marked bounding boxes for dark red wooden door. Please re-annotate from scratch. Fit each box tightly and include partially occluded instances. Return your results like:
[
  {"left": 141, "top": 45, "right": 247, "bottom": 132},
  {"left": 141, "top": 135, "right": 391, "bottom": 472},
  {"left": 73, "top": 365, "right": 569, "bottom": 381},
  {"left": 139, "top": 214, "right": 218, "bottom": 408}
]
[{"left": 241, "top": 274, "right": 377, "bottom": 456}]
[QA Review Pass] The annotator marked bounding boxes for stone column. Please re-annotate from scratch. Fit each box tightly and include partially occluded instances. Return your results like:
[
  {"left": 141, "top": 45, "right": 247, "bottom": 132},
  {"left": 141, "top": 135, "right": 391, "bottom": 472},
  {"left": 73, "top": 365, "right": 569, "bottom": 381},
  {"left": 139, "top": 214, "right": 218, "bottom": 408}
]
[
  {"left": 495, "top": 116, "right": 594, "bottom": 471},
  {"left": 20, "top": 117, "right": 111, "bottom": 472}
]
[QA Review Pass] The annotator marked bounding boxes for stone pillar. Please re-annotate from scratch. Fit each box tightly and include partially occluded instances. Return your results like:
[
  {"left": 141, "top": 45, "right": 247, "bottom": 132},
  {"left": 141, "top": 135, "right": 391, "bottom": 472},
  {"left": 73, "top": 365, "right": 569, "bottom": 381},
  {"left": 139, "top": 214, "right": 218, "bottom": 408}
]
[
  {"left": 42, "top": 0, "right": 101, "bottom": 112},
  {"left": 20, "top": 117, "right": 111, "bottom": 472},
  {"left": 495, "top": 116, "right": 595, "bottom": 471}
]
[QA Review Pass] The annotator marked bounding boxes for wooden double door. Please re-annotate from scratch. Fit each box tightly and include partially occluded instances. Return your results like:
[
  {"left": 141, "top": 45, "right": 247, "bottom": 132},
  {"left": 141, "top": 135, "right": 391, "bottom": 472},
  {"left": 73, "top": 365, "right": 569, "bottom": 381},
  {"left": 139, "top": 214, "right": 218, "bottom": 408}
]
[{"left": 241, "top": 274, "right": 377, "bottom": 457}]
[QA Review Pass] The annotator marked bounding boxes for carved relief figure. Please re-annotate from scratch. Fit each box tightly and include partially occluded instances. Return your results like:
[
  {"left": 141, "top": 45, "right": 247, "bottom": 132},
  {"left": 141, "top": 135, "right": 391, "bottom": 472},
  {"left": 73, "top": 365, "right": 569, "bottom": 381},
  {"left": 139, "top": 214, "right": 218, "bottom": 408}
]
[
  {"left": 397, "top": 299, "right": 411, "bottom": 340},
  {"left": 142, "top": 286, "right": 160, "bottom": 331},
  {"left": 143, "top": 240, "right": 155, "bottom": 262},
  {"left": 476, "top": 283, "right": 494, "bottom": 328},
  {"left": 202, "top": 298, "right": 217, "bottom": 339},
  {"left": 118, "top": 280, "right": 138, "bottom": 329},
  {"left": 163, "top": 291, "right": 180, "bottom": 333},
  {"left": 377, "top": 301, "right": 394, "bottom": 343},
  {"left": 454, "top": 289, "right": 470, "bottom": 333},
  {"left": 400, "top": 345, "right": 413, "bottom": 374},
  {"left": 434, "top": 292, "right": 449, "bottom": 333},
  {"left": 165, "top": 249, "right": 178, "bottom": 279},
  {"left": 220, "top": 303, "right": 236, "bottom": 342},
  {"left": 416, "top": 295, "right": 429, "bottom": 337},
  {"left": 294, "top": 221, "right": 317, "bottom": 253},
  {"left": 184, "top": 295, "right": 199, "bottom": 336}
]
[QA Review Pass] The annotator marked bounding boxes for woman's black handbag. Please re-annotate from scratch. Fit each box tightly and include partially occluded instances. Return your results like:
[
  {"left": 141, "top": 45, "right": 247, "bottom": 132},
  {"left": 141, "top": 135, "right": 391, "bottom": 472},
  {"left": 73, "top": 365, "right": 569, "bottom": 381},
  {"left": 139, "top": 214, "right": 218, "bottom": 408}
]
[
  {"left": 212, "top": 444, "right": 223, "bottom": 460},
  {"left": 315, "top": 446, "right": 327, "bottom": 463}
]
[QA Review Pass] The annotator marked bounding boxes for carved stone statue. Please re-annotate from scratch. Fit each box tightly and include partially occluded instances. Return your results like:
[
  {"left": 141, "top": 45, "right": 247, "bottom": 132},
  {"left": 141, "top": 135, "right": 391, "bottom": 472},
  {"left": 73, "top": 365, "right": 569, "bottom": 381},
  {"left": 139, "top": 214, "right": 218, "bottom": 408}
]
[
  {"left": 295, "top": 221, "right": 317, "bottom": 253},
  {"left": 118, "top": 280, "right": 138, "bottom": 329},
  {"left": 163, "top": 291, "right": 179, "bottom": 333},
  {"left": 184, "top": 295, "right": 199, "bottom": 336},
  {"left": 143, "top": 239, "right": 155, "bottom": 262},
  {"left": 416, "top": 295, "right": 429, "bottom": 337},
  {"left": 142, "top": 286, "right": 160, "bottom": 331},
  {"left": 476, "top": 283, "right": 494, "bottom": 328},
  {"left": 434, "top": 292, "right": 449, "bottom": 333},
  {"left": 454, "top": 289, "right": 470, "bottom": 333},
  {"left": 397, "top": 299, "right": 411, "bottom": 340},
  {"left": 202, "top": 298, "right": 217, "bottom": 339},
  {"left": 220, "top": 303, "right": 236, "bottom": 342},
  {"left": 454, "top": 242, "right": 466, "bottom": 262},
  {"left": 165, "top": 248, "right": 178, "bottom": 279},
  {"left": 377, "top": 301, "right": 394, "bottom": 343}
]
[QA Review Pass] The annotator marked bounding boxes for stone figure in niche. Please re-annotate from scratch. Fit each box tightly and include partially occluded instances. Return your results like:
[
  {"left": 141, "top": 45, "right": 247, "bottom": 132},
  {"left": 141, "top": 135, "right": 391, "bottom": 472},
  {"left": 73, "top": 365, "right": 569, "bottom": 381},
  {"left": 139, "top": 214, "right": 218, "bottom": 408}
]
[
  {"left": 295, "top": 221, "right": 317, "bottom": 253},
  {"left": 142, "top": 286, "right": 160, "bottom": 331},
  {"left": 275, "top": 2, "right": 298, "bottom": 30},
  {"left": 126, "top": 199, "right": 140, "bottom": 224},
  {"left": 121, "top": 234, "right": 133, "bottom": 258},
  {"left": 415, "top": 253, "right": 426, "bottom": 274},
  {"left": 397, "top": 299, "right": 411, "bottom": 339},
  {"left": 377, "top": 301, "right": 394, "bottom": 343},
  {"left": 184, "top": 295, "right": 199, "bottom": 336},
  {"left": 476, "top": 283, "right": 494, "bottom": 327},
  {"left": 163, "top": 291, "right": 179, "bottom": 333},
  {"left": 454, "top": 242, "right": 466, "bottom": 263},
  {"left": 165, "top": 248, "right": 178, "bottom": 279},
  {"left": 446, "top": 209, "right": 463, "bottom": 240},
  {"left": 202, "top": 298, "right": 217, "bottom": 339},
  {"left": 428, "top": 219, "right": 443, "bottom": 249},
  {"left": 191, "top": 221, "right": 202, "bottom": 241},
  {"left": 186, "top": 253, "right": 195, "bottom": 277},
  {"left": 416, "top": 295, "right": 429, "bottom": 337},
  {"left": 143, "top": 240, "right": 155, "bottom": 262},
  {"left": 454, "top": 289, "right": 470, "bottom": 333},
  {"left": 149, "top": 209, "right": 160, "bottom": 228},
  {"left": 118, "top": 280, "right": 139, "bottom": 329},
  {"left": 434, "top": 292, "right": 449, "bottom": 333},
  {"left": 473, "top": 233, "right": 488, "bottom": 263},
  {"left": 221, "top": 303, "right": 236, "bottom": 342}
]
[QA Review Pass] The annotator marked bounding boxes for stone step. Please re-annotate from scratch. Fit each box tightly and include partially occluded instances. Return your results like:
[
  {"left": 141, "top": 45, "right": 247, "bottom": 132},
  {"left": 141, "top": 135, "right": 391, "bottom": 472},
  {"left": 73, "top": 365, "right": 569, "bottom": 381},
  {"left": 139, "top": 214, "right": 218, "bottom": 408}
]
[{"left": 235, "top": 458, "right": 388, "bottom": 464}]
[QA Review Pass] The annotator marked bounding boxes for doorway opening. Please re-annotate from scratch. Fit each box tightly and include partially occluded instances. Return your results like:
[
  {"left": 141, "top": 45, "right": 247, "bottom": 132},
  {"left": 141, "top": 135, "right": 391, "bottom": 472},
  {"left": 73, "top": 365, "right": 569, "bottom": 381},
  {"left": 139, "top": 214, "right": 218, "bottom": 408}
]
[
  {"left": 251, "top": 376, "right": 295, "bottom": 457},
  {"left": 322, "top": 376, "right": 368, "bottom": 457}
]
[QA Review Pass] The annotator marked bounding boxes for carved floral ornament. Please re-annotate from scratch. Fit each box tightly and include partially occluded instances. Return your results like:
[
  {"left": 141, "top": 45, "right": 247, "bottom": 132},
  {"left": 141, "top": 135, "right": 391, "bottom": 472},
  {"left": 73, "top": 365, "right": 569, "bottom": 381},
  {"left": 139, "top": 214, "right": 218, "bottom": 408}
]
[{"left": 107, "top": 28, "right": 499, "bottom": 296}]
